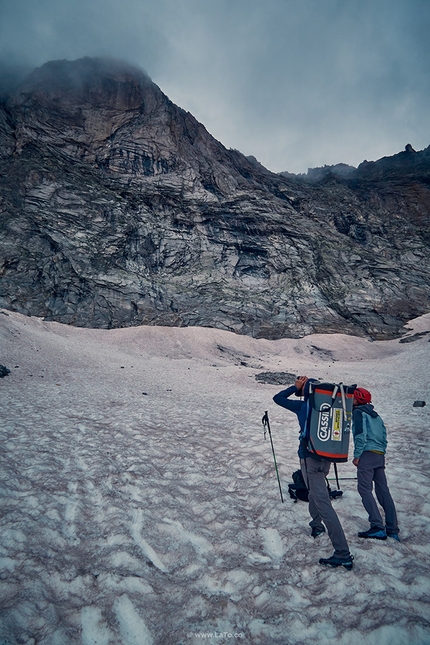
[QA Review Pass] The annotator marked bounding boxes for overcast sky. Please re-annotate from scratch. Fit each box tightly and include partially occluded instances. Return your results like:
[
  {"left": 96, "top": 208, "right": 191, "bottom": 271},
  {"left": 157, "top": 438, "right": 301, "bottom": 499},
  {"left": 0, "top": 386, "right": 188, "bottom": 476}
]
[{"left": 0, "top": 0, "right": 429, "bottom": 174}]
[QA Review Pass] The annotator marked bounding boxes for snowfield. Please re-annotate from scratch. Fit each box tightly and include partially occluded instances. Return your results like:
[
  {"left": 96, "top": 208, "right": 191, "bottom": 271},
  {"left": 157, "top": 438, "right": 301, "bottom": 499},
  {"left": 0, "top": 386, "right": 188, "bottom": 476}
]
[{"left": 1, "top": 309, "right": 429, "bottom": 645}]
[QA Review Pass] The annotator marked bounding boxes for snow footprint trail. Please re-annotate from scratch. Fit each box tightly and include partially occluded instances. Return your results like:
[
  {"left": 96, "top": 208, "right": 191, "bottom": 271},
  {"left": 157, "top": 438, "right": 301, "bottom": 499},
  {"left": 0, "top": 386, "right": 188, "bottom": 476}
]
[
  {"left": 1, "top": 311, "right": 430, "bottom": 644},
  {"left": 81, "top": 607, "right": 112, "bottom": 645},
  {"left": 161, "top": 517, "right": 213, "bottom": 556},
  {"left": 114, "top": 595, "right": 154, "bottom": 645},
  {"left": 63, "top": 480, "right": 81, "bottom": 544},
  {"left": 80, "top": 597, "right": 155, "bottom": 645},
  {"left": 260, "top": 527, "right": 285, "bottom": 565},
  {"left": 130, "top": 510, "right": 168, "bottom": 573}
]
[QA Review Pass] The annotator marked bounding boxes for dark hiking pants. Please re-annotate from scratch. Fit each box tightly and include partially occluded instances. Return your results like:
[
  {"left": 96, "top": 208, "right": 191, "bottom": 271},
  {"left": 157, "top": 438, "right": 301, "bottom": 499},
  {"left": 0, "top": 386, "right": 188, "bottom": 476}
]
[
  {"left": 301, "top": 457, "right": 350, "bottom": 559},
  {"left": 357, "top": 451, "right": 399, "bottom": 534}
]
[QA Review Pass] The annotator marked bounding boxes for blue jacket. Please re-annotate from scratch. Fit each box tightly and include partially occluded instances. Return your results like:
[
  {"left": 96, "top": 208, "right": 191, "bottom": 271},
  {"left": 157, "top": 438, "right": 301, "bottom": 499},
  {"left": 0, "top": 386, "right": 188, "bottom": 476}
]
[
  {"left": 273, "top": 384, "right": 312, "bottom": 459},
  {"left": 352, "top": 404, "right": 387, "bottom": 458}
]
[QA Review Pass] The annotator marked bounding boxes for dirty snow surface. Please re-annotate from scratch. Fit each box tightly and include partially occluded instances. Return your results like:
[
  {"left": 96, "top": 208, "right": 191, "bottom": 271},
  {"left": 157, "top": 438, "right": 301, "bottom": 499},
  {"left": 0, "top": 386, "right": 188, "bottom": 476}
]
[{"left": 1, "top": 309, "right": 430, "bottom": 645}]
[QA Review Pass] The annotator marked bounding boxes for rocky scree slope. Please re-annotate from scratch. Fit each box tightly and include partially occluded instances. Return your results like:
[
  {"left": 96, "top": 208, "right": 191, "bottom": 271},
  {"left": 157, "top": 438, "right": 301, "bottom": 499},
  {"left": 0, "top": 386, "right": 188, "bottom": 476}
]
[{"left": 0, "top": 57, "right": 429, "bottom": 339}]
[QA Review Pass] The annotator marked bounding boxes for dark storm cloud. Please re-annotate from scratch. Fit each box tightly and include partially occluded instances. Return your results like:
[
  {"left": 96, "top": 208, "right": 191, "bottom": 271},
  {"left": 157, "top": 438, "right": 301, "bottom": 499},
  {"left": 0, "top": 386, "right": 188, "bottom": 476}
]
[{"left": 0, "top": 0, "right": 429, "bottom": 173}]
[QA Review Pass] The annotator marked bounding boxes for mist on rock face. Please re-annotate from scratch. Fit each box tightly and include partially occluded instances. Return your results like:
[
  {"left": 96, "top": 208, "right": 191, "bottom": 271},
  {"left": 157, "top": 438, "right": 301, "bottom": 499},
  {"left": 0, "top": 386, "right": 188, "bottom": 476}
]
[
  {"left": 1, "top": 0, "right": 430, "bottom": 173},
  {"left": 0, "top": 62, "right": 32, "bottom": 97},
  {"left": 1, "top": 57, "right": 430, "bottom": 342}
]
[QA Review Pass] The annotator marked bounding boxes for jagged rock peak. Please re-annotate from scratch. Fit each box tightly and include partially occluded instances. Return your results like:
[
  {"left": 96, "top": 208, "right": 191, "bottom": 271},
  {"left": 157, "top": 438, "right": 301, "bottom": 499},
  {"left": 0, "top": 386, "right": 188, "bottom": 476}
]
[
  {"left": 355, "top": 143, "right": 430, "bottom": 180},
  {"left": 12, "top": 57, "right": 154, "bottom": 110},
  {"left": 280, "top": 144, "right": 430, "bottom": 184},
  {"left": 8, "top": 56, "right": 266, "bottom": 193}
]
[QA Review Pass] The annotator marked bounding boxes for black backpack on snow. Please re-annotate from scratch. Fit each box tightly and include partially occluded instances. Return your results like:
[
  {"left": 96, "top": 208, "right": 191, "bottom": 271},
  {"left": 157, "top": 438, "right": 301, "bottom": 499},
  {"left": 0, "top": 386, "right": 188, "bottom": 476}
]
[
  {"left": 288, "top": 470, "right": 310, "bottom": 502},
  {"left": 288, "top": 469, "right": 343, "bottom": 503}
]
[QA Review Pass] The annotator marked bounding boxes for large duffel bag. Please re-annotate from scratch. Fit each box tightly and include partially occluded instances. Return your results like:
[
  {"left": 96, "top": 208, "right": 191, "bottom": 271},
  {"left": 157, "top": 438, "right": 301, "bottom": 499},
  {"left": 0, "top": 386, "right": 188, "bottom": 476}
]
[{"left": 305, "top": 382, "right": 356, "bottom": 463}]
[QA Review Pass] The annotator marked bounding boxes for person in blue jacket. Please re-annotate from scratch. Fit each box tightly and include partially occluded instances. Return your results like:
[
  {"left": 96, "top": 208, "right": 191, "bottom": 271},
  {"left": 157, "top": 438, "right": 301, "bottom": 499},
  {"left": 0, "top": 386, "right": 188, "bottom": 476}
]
[
  {"left": 273, "top": 375, "right": 353, "bottom": 570},
  {"left": 352, "top": 388, "right": 399, "bottom": 541}
]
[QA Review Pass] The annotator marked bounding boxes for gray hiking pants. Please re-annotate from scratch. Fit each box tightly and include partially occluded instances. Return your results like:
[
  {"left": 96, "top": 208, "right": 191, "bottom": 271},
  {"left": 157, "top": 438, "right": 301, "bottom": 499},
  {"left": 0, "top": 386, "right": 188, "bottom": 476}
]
[
  {"left": 357, "top": 451, "right": 399, "bottom": 534},
  {"left": 300, "top": 457, "right": 350, "bottom": 559}
]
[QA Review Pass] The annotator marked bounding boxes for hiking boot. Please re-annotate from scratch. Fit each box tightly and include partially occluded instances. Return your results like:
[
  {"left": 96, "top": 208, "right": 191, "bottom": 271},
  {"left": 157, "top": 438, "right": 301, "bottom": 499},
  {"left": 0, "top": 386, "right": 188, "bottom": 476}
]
[
  {"left": 311, "top": 526, "right": 326, "bottom": 539},
  {"left": 358, "top": 527, "right": 387, "bottom": 540},
  {"left": 319, "top": 554, "right": 354, "bottom": 571},
  {"left": 387, "top": 533, "right": 400, "bottom": 542}
]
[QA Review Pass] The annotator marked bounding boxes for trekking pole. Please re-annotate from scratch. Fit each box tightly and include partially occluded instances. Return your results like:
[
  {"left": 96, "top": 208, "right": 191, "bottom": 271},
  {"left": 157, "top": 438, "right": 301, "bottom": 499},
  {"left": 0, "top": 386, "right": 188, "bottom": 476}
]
[
  {"left": 333, "top": 463, "right": 341, "bottom": 491},
  {"left": 262, "top": 411, "right": 284, "bottom": 503}
]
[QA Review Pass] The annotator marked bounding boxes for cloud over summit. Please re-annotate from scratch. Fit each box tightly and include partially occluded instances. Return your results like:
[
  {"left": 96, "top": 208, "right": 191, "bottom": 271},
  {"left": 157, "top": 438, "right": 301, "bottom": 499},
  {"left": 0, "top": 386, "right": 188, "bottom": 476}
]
[{"left": 0, "top": 0, "right": 429, "bottom": 173}]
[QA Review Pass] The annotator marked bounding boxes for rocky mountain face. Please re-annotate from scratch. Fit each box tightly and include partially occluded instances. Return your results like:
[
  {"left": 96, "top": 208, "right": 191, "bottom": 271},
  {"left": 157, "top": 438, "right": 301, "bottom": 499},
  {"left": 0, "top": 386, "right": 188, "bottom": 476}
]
[{"left": 0, "top": 57, "right": 429, "bottom": 339}]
